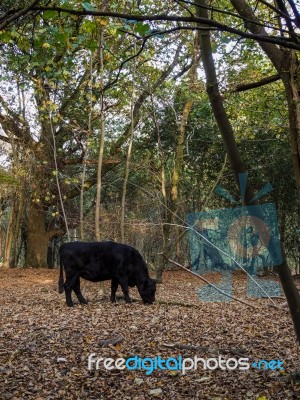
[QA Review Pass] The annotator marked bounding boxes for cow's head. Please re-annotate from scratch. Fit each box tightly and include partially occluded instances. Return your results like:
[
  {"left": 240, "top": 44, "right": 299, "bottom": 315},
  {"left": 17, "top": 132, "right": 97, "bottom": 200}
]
[{"left": 139, "top": 278, "right": 156, "bottom": 304}]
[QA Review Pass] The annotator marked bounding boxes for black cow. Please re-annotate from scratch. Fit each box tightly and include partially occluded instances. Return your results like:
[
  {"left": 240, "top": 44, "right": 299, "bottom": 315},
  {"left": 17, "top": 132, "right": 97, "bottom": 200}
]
[{"left": 58, "top": 241, "right": 156, "bottom": 307}]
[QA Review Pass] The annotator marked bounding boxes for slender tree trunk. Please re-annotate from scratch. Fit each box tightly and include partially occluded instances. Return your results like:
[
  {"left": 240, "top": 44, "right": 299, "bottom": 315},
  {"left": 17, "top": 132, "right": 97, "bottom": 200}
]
[
  {"left": 95, "top": 29, "right": 105, "bottom": 295},
  {"left": 171, "top": 100, "right": 193, "bottom": 262},
  {"left": 203, "top": 154, "right": 228, "bottom": 209},
  {"left": 149, "top": 92, "right": 171, "bottom": 282},
  {"left": 196, "top": 0, "right": 300, "bottom": 343},
  {"left": 171, "top": 100, "right": 193, "bottom": 203},
  {"left": 95, "top": 30, "right": 105, "bottom": 243},
  {"left": 10, "top": 189, "right": 24, "bottom": 267},
  {"left": 171, "top": 34, "right": 200, "bottom": 262},
  {"left": 3, "top": 204, "right": 14, "bottom": 268},
  {"left": 80, "top": 52, "right": 94, "bottom": 241},
  {"left": 121, "top": 42, "right": 136, "bottom": 243}
]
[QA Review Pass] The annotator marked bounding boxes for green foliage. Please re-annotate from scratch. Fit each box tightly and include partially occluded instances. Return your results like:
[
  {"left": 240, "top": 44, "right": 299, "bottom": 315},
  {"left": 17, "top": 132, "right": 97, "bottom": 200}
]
[
  {"left": 0, "top": 0, "right": 298, "bottom": 268},
  {"left": 0, "top": 168, "right": 18, "bottom": 186}
]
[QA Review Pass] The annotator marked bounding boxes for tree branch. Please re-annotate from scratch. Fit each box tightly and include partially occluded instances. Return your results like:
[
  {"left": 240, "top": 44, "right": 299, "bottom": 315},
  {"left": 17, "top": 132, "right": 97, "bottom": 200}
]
[
  {"left": 161, "top": 253, "right": 259, "bottom": 309},
  {"left": 0, "top": 0, "right": 42, "bottom": 30},
  {"left": 286, "top": 0, "right": 300, "bottom": 28},
  {"left": 2, "top": 6, "right": 299, "bottom": 50},
  {"left": 233, "top": 74, "right": 280, "bottom": 92},
  {"left": 65, "top": 43, "right": 181, "bottom": 200},
  {"left": 58, "top": 68, "right": 91, "bottom": 117},
  {"left": 0, "top": 133, "right": 12, "bottom": 144}
]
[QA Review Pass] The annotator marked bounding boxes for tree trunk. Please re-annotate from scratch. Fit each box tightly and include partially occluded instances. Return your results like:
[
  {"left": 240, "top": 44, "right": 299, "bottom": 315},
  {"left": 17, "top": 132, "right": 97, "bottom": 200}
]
[
  {"left": 196, "top": 0, "right": 300, "bottom": 344},
  {"left": 3, "top": 195, "right": 21, "bottom": 268},
  {"left": 156, "top": 220, "right": 171, "bottom": 283},
  {"left": 3, "top": 204, "right": 14, "bottom": 268},
  {"left": 230, "top": 0, "right": 300, "bottom": 206},
  {"left": 121, "top": 42, "right": 136, "bottom": 243},
  {"left": 25, "top": 203, "right": 48, "bottom": 268},
  {"left": 95, "top": 29, "right": 105, "bottom": 295},
  {"left": 10, "top": 189, "right": 25, "bottom": 267},
  {"left": 281, "top": 60, "right": 300, "bottom": 204}
]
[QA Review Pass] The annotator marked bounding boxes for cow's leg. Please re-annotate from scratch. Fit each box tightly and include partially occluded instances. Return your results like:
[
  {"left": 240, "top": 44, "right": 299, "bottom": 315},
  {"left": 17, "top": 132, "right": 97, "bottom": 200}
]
[
  {"left": 64, "top": 271, "right": 78, "bottom": 307},
  {"left": 64, "top": 285, "right": 74, "bottom": 307},
  {"left": 111, "top": 278, "right": 118, "bottom": 303},
  {"left": 73, "top": 277, "right": 88, "bottom": 305},
  {"left": 119, "top": 277, "right": 131, "bottom": 303}
]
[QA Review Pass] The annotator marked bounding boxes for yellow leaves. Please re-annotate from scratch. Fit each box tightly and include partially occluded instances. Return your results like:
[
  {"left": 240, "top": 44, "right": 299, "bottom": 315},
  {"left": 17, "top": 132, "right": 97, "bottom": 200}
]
[
  {"left": 83, "top": 335, "right": 94, "bottom": 344},
  {"left": 42, "top": 42, "right": 51, "bottom": 48},
  {"left": 44, "top": 66, "right": 51, "bottom": 72},
  {"left": 96, "top": 17, "right": 108, "bottom": 26},
  {"left": 63, "top": 176, "right": 80, "bottom": 185},
  {"left": 39, "top": 100, "right": 58, "bottom": 112},
  {"left": 46, "top": 100, "right": 58, "bottom": 111},
  {"left": 168, "top": 370, "right": 178, "bottom": 376},
  {"left": 114, "top": 342, "right": 122, "bottom": 352},
  {"left": 256, "top": 396, "right": 268, "bottom": 400},
  {"left": 94, "top": 81, "right": 102, "bottom": 89}
]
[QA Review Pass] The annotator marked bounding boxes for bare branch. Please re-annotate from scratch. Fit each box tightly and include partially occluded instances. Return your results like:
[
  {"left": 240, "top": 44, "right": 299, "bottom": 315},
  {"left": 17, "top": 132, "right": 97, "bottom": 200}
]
[
  {"left": 233, "top": 74, "right": 280, "bottom": 92},
  {"left": 0, "top": 133, "right": 12, "bottom": 144},
  {"left": 161, "top": 253, "right": 259, "bottom": 309},
  {"left": 286, "top": 0, "right": 300, "bottom": 28}
]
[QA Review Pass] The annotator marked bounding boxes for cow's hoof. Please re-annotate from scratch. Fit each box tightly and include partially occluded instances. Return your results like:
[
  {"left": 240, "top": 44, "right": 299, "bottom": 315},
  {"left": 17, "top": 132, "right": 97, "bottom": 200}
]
[
  {"left": 80, "top": 300, "right": 88, "bottom": 305},
  {"left": 66, "top": 303, "right": 74, "bottom": 307}
]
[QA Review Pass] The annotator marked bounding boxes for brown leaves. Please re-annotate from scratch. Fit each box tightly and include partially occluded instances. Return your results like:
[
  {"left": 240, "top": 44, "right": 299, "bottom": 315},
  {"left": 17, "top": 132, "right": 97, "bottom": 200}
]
[{"left": 0, "top": 268, "right": 299, "bottom": 399}]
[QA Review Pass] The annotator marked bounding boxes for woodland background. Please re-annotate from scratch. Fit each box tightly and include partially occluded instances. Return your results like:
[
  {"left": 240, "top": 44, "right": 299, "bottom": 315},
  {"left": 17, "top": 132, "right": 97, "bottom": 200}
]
[
  {"left": 0, "top": 0, "right": 299, "bottom": 278},
  {"left": 1, "top": 1, "right": 300, "bottom": 399}
]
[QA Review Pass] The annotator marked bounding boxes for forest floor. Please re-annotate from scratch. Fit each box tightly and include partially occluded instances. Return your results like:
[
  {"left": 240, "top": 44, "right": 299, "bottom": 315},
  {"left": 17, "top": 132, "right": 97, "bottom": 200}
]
[{"left": 0, "top": 268, "right": 300, "bottom": 400}]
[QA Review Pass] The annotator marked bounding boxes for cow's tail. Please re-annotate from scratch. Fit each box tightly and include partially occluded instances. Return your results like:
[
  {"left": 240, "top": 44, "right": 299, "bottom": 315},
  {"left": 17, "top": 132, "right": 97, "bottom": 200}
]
[{"left": 58, "top": 253, "right": 64, "bottom": 294}]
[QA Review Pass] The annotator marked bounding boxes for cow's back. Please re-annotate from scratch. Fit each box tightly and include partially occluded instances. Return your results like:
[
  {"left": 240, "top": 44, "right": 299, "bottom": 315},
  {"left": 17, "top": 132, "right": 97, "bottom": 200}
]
[{"left": 59, "top": 241, "right": 148, "bottom": 282}]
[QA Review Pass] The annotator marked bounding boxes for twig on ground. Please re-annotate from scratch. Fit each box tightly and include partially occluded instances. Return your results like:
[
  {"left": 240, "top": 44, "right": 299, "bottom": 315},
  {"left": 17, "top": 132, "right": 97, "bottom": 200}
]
[
  {"left": 99, "top": 336, "right": 123, "bottom": 347},
  {"left": 160, "top": 254, "right": 261, "bottom": 309}
]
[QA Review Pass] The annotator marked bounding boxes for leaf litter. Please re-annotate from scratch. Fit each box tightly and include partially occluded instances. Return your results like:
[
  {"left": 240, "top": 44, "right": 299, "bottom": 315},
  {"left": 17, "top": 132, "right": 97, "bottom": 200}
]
[{"left": 0, "top": 268, "right": 300, "bottom": 399}]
